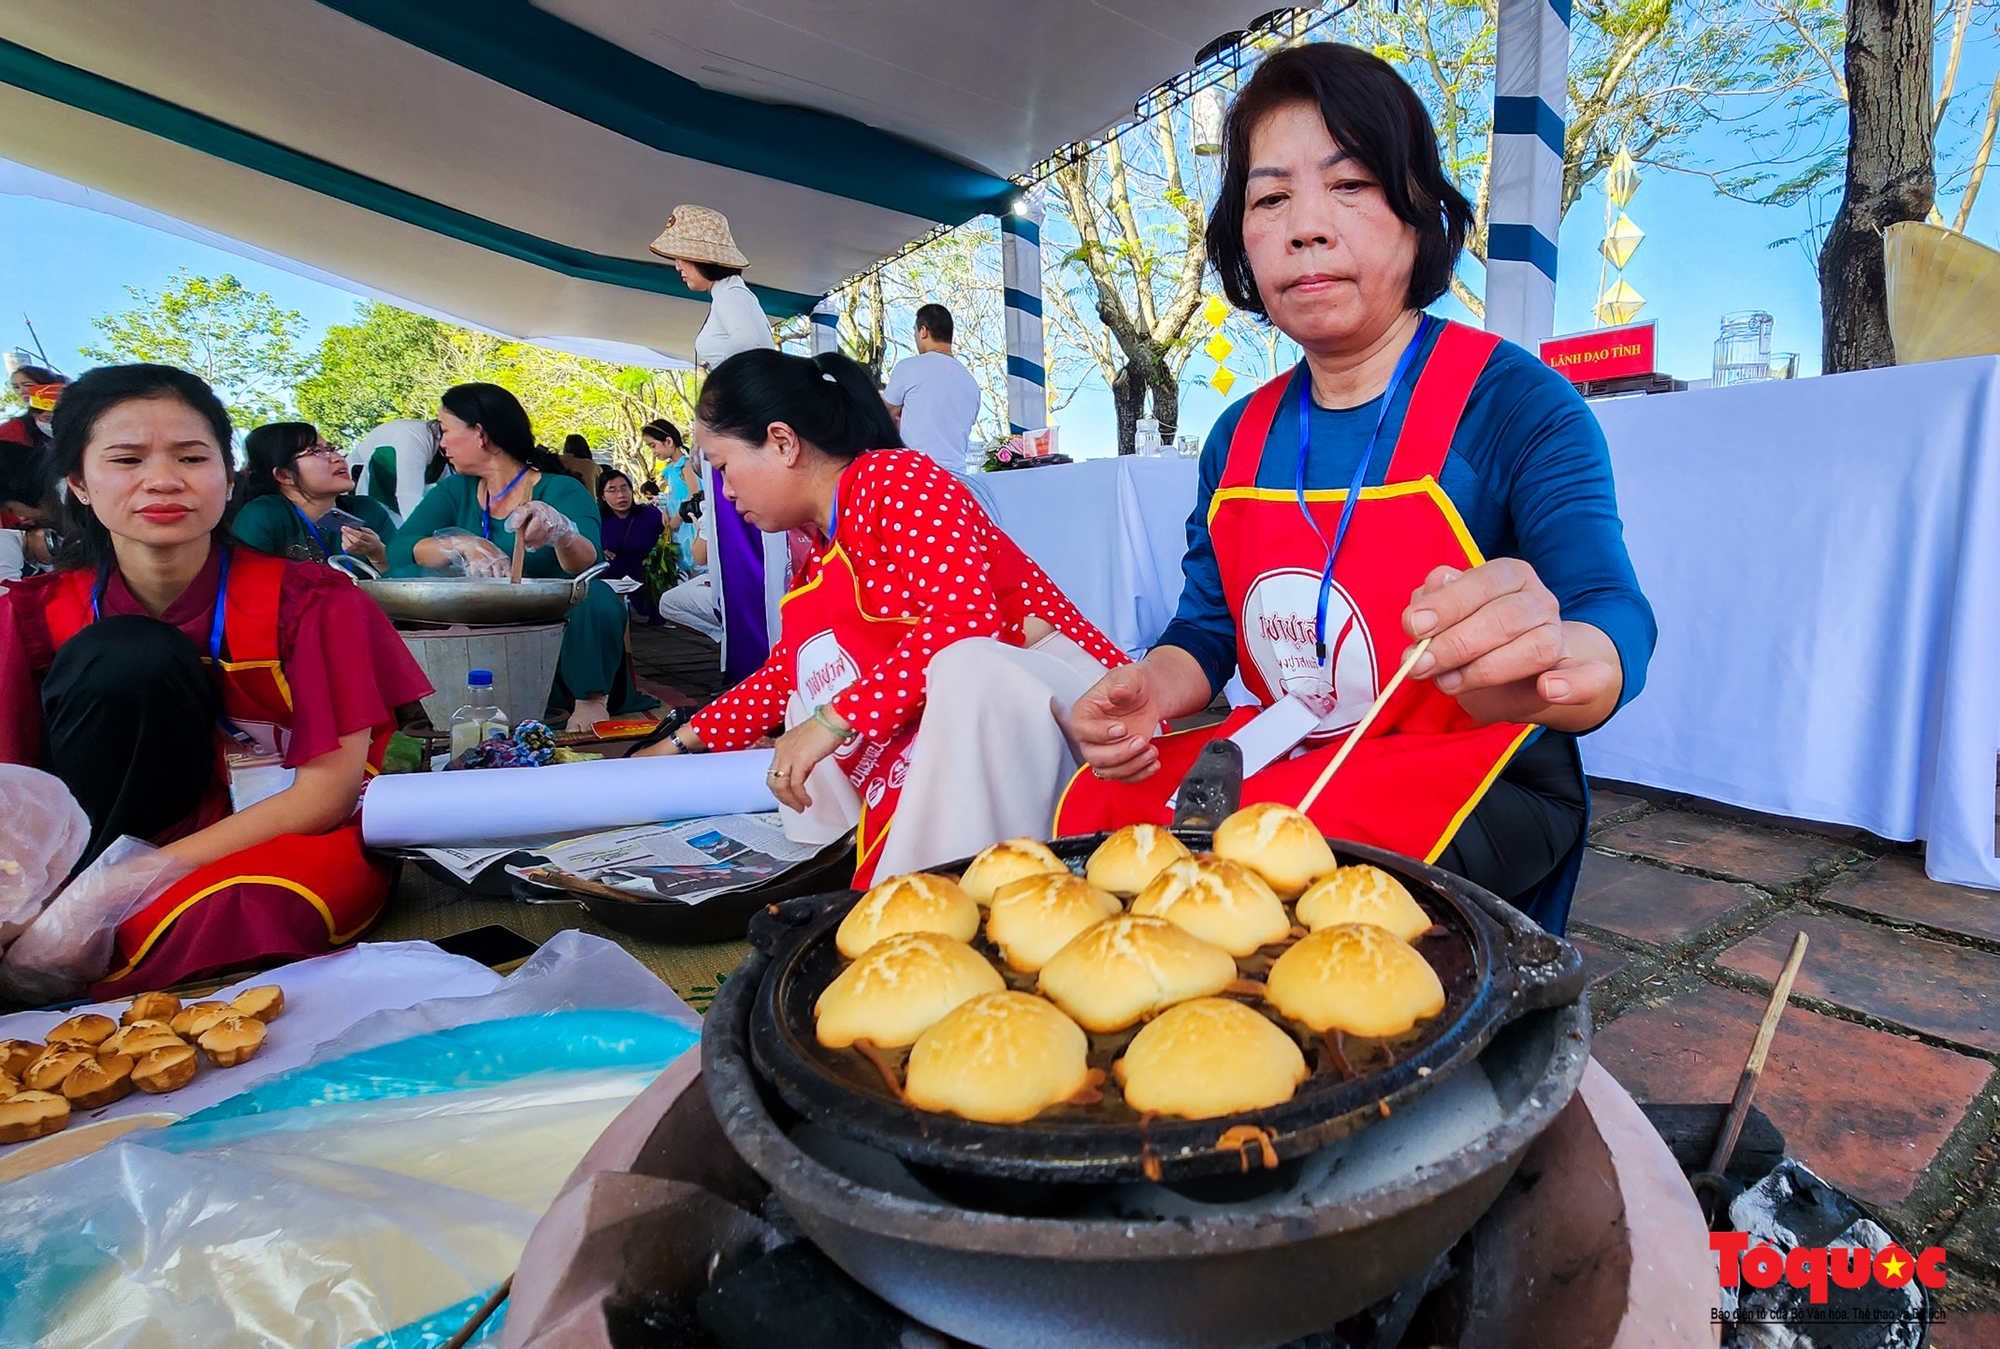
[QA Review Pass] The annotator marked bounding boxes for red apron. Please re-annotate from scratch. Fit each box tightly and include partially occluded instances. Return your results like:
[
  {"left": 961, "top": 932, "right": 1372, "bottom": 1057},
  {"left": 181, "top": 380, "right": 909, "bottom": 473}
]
[
  {"left": 780, "top": 539, "right": 923, "bottom": 889},
  {"left": 1056, "top": 321, "right": 1537, "bottom": 863},
  {"left": 41, "top": 548, "right": 390, "bottom": 994}
]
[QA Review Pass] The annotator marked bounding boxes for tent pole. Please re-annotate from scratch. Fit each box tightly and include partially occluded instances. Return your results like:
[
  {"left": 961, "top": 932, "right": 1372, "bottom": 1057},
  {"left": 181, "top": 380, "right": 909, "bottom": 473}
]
[
  {"left": 1002, "top": 193, "right": 1048, "bottom": 433},
  {"left": 1485, "top": 0, "right": 1571, "bottom": 346}
]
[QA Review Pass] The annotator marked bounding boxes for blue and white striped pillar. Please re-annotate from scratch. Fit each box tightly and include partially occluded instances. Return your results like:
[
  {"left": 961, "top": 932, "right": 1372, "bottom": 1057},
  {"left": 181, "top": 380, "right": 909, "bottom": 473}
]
[
  {"left": 811, "top": 296, "right": 840, "bottom": 355},
  {"left": 1001, "top": 193, "right": 1047, "bottom": 433},
  {"left": 1485, "top": 0, "right": 1571, "bottom": 346}
]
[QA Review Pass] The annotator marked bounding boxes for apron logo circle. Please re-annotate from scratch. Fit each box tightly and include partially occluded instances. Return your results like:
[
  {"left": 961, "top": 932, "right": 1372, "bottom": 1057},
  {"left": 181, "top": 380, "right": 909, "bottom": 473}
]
[
  {"left": 865, "top": 778, "right": 887, "bottom": 808},
  {"left": 1239, "top": 566, "right": 1378, "bottom": 733},
  {"left": 796, "top": 631, "right": 861, "bottom": 708}
]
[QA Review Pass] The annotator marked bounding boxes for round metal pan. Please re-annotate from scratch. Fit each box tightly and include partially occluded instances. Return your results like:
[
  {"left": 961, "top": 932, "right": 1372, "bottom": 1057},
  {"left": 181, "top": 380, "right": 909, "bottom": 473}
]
[
  {"left": 333, "top": 555, "right": 608, "bottom": 624},
  {"left": 745, "top": 830, "right": 1583, "bottom": 1190}
]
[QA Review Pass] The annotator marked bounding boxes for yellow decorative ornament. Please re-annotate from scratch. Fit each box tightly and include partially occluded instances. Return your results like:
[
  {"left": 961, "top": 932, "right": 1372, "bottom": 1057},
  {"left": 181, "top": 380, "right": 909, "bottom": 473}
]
[
  {"left": 1599, "top": 214, "right": 1644, "bottom": 272},
  {"left": 1606, "top": 147, "right": 1641, "bottom": 210},
  {"left": 1203, "top": 334, "right": 1235, "bottom": 363},
  {"left": 1594, "top": 279, "right": 1645, "bottom": 327},
  {"left": 1209, "top": 367, "right": 1237, "bottom": 396},
  {"left": 1202, "top": 295, "right": 1230, "bottom": 328}
]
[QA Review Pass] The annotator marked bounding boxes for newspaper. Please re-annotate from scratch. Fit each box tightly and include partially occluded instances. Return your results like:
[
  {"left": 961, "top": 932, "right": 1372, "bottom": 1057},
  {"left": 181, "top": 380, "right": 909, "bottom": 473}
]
[{"left": 413, "top": 813, "right": 827, "bottom": 905}]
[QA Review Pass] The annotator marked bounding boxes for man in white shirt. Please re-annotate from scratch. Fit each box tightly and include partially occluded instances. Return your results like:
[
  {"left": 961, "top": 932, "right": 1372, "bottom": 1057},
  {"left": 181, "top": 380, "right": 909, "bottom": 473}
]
[{"left": 882, "top": 304, "right": 982, "bottom": 470}]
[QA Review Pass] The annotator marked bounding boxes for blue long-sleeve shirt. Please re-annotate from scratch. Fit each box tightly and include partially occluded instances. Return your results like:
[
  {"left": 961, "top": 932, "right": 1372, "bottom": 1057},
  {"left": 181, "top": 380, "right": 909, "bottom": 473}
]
[{"left": 1156, "top": 325, "right": 1655, "bottom": 715}]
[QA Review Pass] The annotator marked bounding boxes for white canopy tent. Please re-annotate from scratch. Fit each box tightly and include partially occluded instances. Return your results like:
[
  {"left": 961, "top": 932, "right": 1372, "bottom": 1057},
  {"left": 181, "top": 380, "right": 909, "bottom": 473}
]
[{"left": 0, "top": 0, "right": 1286, "bottom": 364}]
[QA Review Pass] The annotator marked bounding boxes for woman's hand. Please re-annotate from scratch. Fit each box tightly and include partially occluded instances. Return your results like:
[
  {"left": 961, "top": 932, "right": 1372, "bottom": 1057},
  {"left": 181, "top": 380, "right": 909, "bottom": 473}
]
[
  {"left": 1402, "top": 561, "right": 1623, "bottom": 732},
  {"left": 417, "top": 531, "right": 509, "bottom": 578},
  {"left": 338, "top": 525, "right": 387, "bottom": 571},
  {"left": 1066, "top": 649, "right": 1212, "bottom": 783},
  {"left": 764, "top": 715, "right": 847, "bottom": 811},
  {"left": 506, "top": 500, "right": 579, "bottom": 550}
]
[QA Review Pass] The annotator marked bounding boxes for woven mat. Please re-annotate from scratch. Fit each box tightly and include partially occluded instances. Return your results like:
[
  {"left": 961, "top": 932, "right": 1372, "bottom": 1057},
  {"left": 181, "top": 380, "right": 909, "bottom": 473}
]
[{"left": 371, "top": 866, "right": 752, "bottom": 1013}]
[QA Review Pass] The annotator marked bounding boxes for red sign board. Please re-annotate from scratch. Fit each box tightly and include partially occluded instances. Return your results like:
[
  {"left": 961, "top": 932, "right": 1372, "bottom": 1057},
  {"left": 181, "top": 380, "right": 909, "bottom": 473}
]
[{"left": 1539, "top": 322, "right": 1656, "bottom": 384}]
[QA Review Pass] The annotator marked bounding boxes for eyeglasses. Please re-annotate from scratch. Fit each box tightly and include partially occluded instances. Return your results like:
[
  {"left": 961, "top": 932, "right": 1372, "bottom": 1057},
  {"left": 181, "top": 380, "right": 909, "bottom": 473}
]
[{"left": 297, "top": 444, "right": 347, "bottom": 462}]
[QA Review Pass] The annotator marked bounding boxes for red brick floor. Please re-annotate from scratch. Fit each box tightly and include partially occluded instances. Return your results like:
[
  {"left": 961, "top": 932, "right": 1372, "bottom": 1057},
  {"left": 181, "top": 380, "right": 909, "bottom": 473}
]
[{"left": 1578, "top": 784, "right": 2000, "bottom": 1311}]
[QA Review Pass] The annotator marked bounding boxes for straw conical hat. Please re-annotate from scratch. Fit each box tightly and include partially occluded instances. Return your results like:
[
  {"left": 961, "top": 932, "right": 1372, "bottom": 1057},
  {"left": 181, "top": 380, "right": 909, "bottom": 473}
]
[
  {"left": 647, "top": 205, "right": 750, "bottom": 270},
  {"left": 1885, "top": 221, "right": 2000, "bottom": 364}
]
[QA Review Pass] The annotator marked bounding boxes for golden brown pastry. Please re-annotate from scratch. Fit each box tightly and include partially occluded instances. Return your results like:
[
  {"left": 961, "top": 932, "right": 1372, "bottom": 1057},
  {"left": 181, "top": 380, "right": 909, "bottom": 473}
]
[
  {"left": 0, "top": 1040, "right": 41, "bottom": 1077},
  {"left": 104, "top": 1023, "right": 185, "bottom": 1061},
  {"left": 834, "top": 873, "right": 980, "bottom": 959},
  {"left": 1114, "top": 998, "right": 1310, "bottom": 1119},
  {"left": 229, "top": 986, "right": 285, "bottom": 1023},
  {"left": 1211, "top": 803, "right": 1337, "bottom": 898},
  {"left": 23, "top": 1047, "right": 93, "bottom": 1093},
  {"left": 198, "top": 1015, "right": 267, "bottom": 1068},
  {"left": 121, "top": 991, "right": 182, "bottom": 1026},
  {"left": 1266, "top": 923, "right": 1447, "bottom": 1037},
  {"left": 0, "top": 1070, "right": 18, "bottom": 1101},
  {"left": 814, "top": 932, "right": 1005, "bottom": 1050},
  {"left": 985, "top": 873, "right": 1122, "bottom": 973},
  {"left": 1084, "top": 824, "right": 1193, "bottom": 896},
  {"left": 63, "top": 1054, "right": 134, "bottom": 1110},
  {"left": 957, "top": 838, "right": 1068, "bottom": 905},
  {"left": 132, "top": 1044, "right": 199, "bottom": 1094},
  {"left": 904, "top": 991, "right": 1092, "bottom": 1123},
  {"left": 1036, "top": 913, "right": 1237, "bottom": 1033},
  {"left": 171, "top": 1001, "right": 234, "bottom": 1039},
  {"left": 1129, "top": 856, "right": 1292, "bottom": 957},
  {"left": 1295, "top": 865, "right": 1431, "bottom": 943},
  {"left": 46, "top": 1013, "right": 117, "bottom": 1049},
  {"left": 0, "top": 1091, "right": 69, "bottom": 1143}
]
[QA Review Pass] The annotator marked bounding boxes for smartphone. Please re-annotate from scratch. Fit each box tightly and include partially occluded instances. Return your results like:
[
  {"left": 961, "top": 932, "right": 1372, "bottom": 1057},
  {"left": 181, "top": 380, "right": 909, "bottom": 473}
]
[{"left": 432, "top": 924, "right": 541, "bottom": 971}]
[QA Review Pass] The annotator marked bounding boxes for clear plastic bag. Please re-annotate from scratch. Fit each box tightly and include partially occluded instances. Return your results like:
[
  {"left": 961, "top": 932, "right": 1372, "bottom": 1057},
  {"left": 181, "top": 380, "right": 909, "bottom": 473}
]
[
  {"left": 0, "top": 836, "right": 195, "bottom": 1004},
  {"left": 0, "top": 765, "right": 90, "bottom": 948},
  {"left": 0, "top": 932, "right": 699, "bottom": 1348}
]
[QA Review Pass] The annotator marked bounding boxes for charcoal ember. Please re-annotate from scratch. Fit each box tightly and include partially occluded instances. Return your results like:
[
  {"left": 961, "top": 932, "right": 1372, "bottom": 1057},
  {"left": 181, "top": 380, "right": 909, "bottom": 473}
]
[
  {"left": 1722, "top": 1160, "right": 1926, "bottom": 1349},
  {"left": 695, "top": 1242, "right": 967, "bottom": 1348}
]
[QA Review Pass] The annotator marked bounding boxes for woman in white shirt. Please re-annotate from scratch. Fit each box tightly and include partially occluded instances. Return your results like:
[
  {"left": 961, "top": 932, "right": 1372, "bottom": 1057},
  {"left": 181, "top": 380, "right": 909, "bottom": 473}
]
[{"left": 648, "top": 204, "right": 781, "bottom": 679}]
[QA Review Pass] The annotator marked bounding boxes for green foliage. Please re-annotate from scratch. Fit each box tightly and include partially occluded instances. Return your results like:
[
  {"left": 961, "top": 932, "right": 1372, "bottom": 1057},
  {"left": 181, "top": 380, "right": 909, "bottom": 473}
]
[
  {"left": 82, "top": 270, "right": 315, "bottom": 429},
  {"left": 295, "top": 302, "right": 453, "bottom": 442}
]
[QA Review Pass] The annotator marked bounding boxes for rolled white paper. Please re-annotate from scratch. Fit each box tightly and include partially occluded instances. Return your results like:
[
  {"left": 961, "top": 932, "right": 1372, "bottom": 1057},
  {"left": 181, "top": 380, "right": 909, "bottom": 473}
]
[{"left": 360, "top": 749, "right": 781, "bottom": 848}]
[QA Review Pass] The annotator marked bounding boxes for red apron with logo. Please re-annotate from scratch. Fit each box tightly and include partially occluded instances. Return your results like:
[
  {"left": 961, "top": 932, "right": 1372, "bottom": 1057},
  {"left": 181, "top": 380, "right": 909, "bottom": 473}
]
[
  {"left": 41, "top": 549, "right": 391, "bottom": 994},
  {"left": 781, "top": 541, "right": 922, "bottom": 888},
  {"left": 1056, "top": 321, "right": 1536, "bottom": 864}
]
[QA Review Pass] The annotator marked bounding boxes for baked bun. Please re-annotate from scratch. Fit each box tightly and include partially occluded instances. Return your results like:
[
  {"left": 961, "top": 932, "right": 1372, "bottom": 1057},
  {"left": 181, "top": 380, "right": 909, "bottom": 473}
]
[
  {"left": 957, "top": 838, "right": 1068, "bottom": 905},
  {"left": 198, "top": 1016, "right": 267, "bottom": 1068},
  {"left": 1296, "top": 865, "right": 1431, "bottom": 943},
  {"left": 835, "top": 873, "right": 980, "bottom": 959},
  {"left": 814, "top": 932, "right": 1005, "bottom": 1049},
  {"left": 102, "top": 1022, "right": 183, "bottom": 1060},
  {"left": 24, "top": 1047, "right": 92, "bottom": 1093},
  {"left": 985, "top": 874, "right": 1122, "bottom": 973},
  {"left": 132, "top": 1044, "right": 199, "bottom": 1094},
  {"left": 47, "top": 1013, "right": 117, "bottom": 1048},
  {"left": 0, "top": 1070, "right": 18, "bottom": 1100},
  {"left": 1129, "top": 856, "right": 1291, "bottom": 957},
  {"left": 1114, "top": 998, "right": 1310, "bottom": 1119},
  {"left": 0, "top": 1039, "right": 41, "bottom": 1077},
  {"left": 1212, "top": 803, "right": 1336, "bottom": 897},
  {"left": 122, "top": 992, "right": 182, "bottom": 1026},
  {"left": 171, "top": 1001, "right": 234, "bottom": 1039},
  {"left": 0, "top": 1091, "right": 68, "bottom": 1143},
  {"left": 904, "top": 991, "right": 1091, "bottom": 1123},
  {"left": 1036, "top": 914, "right": 1237, "bottom": 1033},
  {"left": 1085, "top": 824, "right": 1193, "bottom": 896},
  {"left": 63, "top": 1053, "right": 134, "bottom": 1109},
  {"left": 1266, "top": 924, "right": 1446, "bottom": 1037},
  {"left": 230, "top": 986, "right": 285, "bottom": 1022}
]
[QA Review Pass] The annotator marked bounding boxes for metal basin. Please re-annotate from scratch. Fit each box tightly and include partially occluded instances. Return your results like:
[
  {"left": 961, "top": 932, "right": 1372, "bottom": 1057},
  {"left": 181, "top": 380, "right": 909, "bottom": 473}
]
[{"left": 335, "top": 556, "right": 607, "bottom": 624}]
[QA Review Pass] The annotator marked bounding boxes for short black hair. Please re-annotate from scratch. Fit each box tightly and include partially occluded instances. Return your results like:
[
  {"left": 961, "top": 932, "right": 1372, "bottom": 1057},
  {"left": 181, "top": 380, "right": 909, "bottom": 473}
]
[
  {"left": 1205, "top": 43, "right": 1472, "bottom": 316},
  {"left": 915, "top": 303, "right": 954, "bottom": 345},
  {"left": 594, "top": 466, "right": 635, "bottom": 511},
  {"left": 562, "top": 432, "right": 590, "bottom": 457},
  {"left": 51, "top": 364, "right": 234, "bottom": 569},
  {"left": 692, "top": 260, "right": 744, "bottom": 283},
  {"left": 697, "top": 350, "right": 903, "bottom": 462},
  {"left": 236, "top": 421, "right": 319, "bottom": 506}
]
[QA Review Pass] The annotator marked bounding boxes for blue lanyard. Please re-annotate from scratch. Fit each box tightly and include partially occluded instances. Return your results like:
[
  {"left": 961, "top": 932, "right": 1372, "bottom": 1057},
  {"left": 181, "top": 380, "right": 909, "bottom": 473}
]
[
  {"left": 291, "top": 501, "right": 329, "bottom": 557},
  {"left": 1294, "top": 314, "right": 1434, "bottom": 663},
  {"left": 482, "top": 466, "right": 531, "bottom": 540},
  {"left": 92, "top": 545, "right": 232, "bottom": 662}
]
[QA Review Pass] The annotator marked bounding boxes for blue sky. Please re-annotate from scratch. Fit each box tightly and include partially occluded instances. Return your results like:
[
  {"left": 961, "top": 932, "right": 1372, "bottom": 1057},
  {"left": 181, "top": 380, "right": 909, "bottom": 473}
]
[{"left": 6, "top": 61, "right": 1998, "bottom": 457}]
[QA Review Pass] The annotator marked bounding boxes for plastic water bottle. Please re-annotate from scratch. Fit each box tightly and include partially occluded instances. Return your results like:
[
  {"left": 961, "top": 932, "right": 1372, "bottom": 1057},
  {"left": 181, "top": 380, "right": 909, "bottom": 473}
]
[{"left": 449, "top": 669, "right": 508, "bottom": 757}]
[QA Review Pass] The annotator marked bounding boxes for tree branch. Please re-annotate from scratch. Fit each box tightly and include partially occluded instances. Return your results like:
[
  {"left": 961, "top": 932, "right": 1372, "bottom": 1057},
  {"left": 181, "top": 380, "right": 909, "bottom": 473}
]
[{"left": 1953, "top": 62, "right": 2000, "bottom": 231}]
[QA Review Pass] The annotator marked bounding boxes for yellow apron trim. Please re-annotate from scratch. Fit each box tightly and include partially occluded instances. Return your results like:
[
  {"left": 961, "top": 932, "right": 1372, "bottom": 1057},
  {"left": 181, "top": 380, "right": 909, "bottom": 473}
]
[
  {"left": 781, "top": 543, "right": 922, "bottom": 626},
  {"left": 1206, "top": 479, "right": 1487, "bottom": 568},
  {"left": 1419, "top": 724, "right": 1541, "bottom": 865},
  {"left": 98, "top": 873, "right": 359, "bottom": 984}
]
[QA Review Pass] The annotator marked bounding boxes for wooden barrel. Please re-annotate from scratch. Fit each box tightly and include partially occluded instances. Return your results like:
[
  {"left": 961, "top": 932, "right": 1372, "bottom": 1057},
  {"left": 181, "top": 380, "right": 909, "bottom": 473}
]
[{"left": 398, "top": 621, "right": 565, "bottom": 729}]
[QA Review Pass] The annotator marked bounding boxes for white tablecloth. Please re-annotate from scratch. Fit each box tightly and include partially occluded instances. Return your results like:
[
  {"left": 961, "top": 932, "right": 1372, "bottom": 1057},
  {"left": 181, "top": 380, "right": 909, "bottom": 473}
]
[
  {"left": 977, "top": 457, "right": 1200, "bottom": 654},
  {"left": 1582, "top": 356, "right": 2000, "bottom": 890}
]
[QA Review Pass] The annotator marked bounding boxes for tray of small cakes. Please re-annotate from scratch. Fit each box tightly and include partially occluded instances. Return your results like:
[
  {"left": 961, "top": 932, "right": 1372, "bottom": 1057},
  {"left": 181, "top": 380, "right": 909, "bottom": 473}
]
[{"left": 743, "top": 742, "right": 1585, "bottom": 1191}]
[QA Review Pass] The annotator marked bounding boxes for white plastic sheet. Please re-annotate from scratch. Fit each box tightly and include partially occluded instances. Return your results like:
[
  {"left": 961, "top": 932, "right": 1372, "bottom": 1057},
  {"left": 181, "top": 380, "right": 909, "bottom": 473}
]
[
  {"left": 0, "top": 765, "right": 90, "bottom": 947},
  {"left": 359, "top": 750, "right": 780, "bottom": 848}
]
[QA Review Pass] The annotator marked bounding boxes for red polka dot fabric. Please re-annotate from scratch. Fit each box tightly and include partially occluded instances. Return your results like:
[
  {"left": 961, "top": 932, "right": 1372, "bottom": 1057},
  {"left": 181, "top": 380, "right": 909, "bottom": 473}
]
[{"left": 691, "top": 450, "right": 1127, "bottom": 751}]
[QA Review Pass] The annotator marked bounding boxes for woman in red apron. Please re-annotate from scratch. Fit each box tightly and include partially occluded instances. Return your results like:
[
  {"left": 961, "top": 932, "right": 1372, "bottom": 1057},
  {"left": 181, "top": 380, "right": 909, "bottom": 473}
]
[
  {"left": 0, "top": 364, "right": 431, "bottom": 995},
  {"left": 1062, "top": 45, "right": 1655, "bottom": 933},
  {"left": 639, "top": 349, "right": 1125, "bottom": 885}
]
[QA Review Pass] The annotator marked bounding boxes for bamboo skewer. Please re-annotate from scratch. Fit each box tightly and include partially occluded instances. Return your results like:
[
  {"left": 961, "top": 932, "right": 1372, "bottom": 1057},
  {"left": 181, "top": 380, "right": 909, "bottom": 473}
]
[
  {"left": 1296, "top": 637, "right": 1431, "bottom": 814},
  {"left": 1706, "top": 930, "right": 1810, "bottom": 1178}
]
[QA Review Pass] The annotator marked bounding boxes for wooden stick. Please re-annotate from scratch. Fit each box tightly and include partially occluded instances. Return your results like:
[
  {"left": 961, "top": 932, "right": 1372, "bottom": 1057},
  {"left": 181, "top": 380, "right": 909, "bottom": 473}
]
[
  {"left": 508, "top": 528, "right": 527, "bottom": 585},
  {"left": 1705, "top": 930, "right": 1810, "bottom": 1177},
  {"left": 440, "top": 1273, "right": 513, "bottom": 1349},
  {"left": 1296, "top": 637, "right": 1431, "bottom": 814}
]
